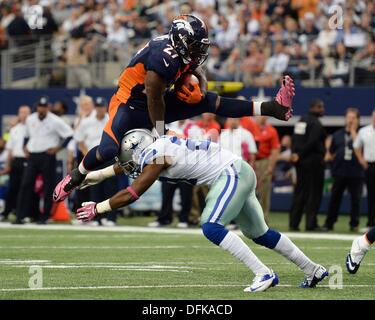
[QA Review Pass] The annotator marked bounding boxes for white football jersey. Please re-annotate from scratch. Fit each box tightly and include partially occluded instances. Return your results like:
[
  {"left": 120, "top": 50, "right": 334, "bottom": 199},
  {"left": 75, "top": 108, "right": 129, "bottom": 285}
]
[{"left": 137, "top": 136, "right": 240, "bottom": 185}]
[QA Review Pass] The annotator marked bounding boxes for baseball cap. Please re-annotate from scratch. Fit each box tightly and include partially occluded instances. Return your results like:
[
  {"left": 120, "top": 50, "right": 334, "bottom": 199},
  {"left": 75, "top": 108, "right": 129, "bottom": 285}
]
[
  {"left": 94, "top": 97, "right": 107, "bottom": 107},
  {"left": 36, "top": 96, "right": 50, "bottom": 107}
]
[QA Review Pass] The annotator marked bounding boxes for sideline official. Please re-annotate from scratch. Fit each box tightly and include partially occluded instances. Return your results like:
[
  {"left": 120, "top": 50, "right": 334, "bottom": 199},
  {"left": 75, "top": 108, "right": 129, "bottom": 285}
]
[
  {"left": 354, "top": 109, "right": 375, "bottom": 228},
  {"left": 0, "top": 105, "right": 31, "bottom": 221},
  {"left": 289, "top": 99, "right": 326, "bottom": 231},
  {"left": 324, "top": 108, "right": 363, "bottom": 232},
  {"left": 15, "top": 96, "right": 73, "bottom": 224}
]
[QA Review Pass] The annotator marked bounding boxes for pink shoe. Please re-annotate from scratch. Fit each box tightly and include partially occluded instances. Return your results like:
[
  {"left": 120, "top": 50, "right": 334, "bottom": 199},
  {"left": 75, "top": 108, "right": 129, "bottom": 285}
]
[
  {"left": 53, "top": 175, "right": 73, "bottom": 202},
  {"left": 276, "top": 75, "right": 295, "bottom": 108}
]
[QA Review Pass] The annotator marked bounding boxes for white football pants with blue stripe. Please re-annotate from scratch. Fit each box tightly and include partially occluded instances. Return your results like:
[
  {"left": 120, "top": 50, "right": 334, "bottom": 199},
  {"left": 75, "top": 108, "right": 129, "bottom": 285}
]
[
  {"left": 201, "top": 159, "right": 318, "bottom": 280},
  {"left": 201, "top": 159, "right": 267, "bottom": 238}
]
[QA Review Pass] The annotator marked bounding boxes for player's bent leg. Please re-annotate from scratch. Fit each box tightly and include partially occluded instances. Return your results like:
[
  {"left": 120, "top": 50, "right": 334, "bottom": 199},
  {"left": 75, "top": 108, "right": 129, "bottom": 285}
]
[
  {"left": 165, "top": 90, "right": 255, "bottom": 121},
  {"left": 346, "top": 226, "right": 374, "bottom": 274},
  {"left": 236, "top": 189, "right": 328, "bottom": 288},
  {"left": 200, "top": 160, "right": 277, "bottom": 292},
  {"left": 53, "top": 133, "right": 120, "bottom": 203},
  {"left": 165, "top": 76, "right": 294, "bottom": 125},
  {"left": 164, "top": 91, "right": 217, "bottom": 123},
  {"left": 252, "top": 229, "right": 328, "bottom": 288},
  {"left": 54, "top": 98, "right": 129, "bottom": 202},
  {"left": 201, "top": 222, "right": 277, "bottom": 292}
]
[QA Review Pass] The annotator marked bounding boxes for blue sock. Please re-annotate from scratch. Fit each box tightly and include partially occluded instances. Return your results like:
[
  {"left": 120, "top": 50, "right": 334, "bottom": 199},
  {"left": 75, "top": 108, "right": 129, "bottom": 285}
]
[{"left": 202, "top": 222, "right": 228, "bottom": 245}]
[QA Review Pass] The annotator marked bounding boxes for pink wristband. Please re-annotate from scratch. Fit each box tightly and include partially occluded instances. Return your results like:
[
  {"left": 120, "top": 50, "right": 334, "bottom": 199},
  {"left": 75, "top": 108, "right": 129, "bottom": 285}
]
[{"left": 126, "top": 186, "right": 139, "bottom": 200}]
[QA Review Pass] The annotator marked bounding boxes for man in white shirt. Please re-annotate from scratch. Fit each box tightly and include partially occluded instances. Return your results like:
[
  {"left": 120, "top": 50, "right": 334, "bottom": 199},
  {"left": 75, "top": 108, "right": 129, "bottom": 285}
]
[
  {"left": 74, "top": 97, "right": 118, "bottom": 226},
  {"left": 15, "top": 96, "right": 73, "bottom": 224},
  {"left": 354, "top": 109, "right": 375, "bottom": 228},
  {"left": 220, "top": 118, "right": 257, "bottom": 167},
  {"left": 0, "top": 105, "right": 30, "bottom": 221},
  {"left": 74, "top": 97, "right": 109, "bottom": 155}
]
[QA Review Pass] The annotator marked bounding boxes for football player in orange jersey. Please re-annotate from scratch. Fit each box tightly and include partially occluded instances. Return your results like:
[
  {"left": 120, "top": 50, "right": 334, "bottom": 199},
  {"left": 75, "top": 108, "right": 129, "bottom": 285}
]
[{"left": 54, "top": 14, "right": 295, "bottom": 202}]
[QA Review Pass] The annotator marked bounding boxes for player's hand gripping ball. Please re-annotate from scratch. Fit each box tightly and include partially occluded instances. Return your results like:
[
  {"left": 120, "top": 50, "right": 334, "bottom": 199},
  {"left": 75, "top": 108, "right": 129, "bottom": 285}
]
[{"left": 175, "top": 73, "right": 203, "bottom": 104}]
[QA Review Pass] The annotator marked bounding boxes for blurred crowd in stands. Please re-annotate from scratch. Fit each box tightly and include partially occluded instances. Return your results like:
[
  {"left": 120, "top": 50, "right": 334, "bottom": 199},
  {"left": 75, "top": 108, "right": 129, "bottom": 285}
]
[{"left": 1, "top": 0, "right": 375, "bottom": 87}]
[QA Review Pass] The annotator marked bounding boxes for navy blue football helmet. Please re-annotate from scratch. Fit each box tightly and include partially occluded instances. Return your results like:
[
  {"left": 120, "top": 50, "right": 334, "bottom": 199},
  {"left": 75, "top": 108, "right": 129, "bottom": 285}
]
[{"left": 169, "top": 14, "right": 210, "bottom": 66}]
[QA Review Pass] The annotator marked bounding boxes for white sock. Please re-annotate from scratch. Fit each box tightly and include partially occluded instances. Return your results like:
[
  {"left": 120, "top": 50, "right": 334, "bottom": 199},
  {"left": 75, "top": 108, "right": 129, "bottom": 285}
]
[
  {"left": 219, "top": 231, "right": 270, "bottom": 275},
  {"left": 274, "top": 234, "right": 316, "bottom": 275},
  {"left": 359, "top": 235, "right": 371, "bottom": 251},
  {"left": 78, "top": 162, "right": 89, "bottom": 175}
]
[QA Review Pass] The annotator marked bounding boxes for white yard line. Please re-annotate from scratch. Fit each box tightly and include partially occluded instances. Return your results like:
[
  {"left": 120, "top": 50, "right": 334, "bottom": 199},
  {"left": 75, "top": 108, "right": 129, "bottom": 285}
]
[
  {"left": 1, "top": 283, "right": 375, "bottom": 292},
  {"left": 0, "top": 222, "right": 359, "bottom": 241},
  {"left": 0, "top": 245, "right": 190, "bottom": 249}
]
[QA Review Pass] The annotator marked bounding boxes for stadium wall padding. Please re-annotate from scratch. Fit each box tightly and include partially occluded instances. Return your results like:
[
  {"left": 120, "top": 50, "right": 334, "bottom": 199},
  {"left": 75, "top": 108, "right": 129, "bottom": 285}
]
[{"left": 0, "top": 87, "right": 375, "bottom": 119}]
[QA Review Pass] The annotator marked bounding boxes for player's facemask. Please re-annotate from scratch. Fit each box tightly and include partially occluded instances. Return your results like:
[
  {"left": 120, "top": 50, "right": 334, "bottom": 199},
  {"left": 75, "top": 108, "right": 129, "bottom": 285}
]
[
  {"left": 169, "top": 14, "right": 210, "bottom": 66},
  {"left": 115, "top": 157, "right": 140, "bottom": 179},
  {"left": 187, "top": 38, "right": 210, "bottom": 66}
]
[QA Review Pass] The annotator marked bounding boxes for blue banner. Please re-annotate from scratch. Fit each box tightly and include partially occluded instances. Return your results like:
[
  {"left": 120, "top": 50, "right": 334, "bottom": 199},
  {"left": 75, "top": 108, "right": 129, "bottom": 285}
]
[{"left": 1, "top": 86, "right": 374, "bottom": 132}]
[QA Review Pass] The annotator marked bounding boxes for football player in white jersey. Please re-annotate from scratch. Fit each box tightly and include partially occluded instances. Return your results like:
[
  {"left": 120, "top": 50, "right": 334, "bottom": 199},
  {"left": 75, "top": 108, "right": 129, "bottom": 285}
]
[{"left": 74, "top": 129, "right": 328, "bottom": 292}]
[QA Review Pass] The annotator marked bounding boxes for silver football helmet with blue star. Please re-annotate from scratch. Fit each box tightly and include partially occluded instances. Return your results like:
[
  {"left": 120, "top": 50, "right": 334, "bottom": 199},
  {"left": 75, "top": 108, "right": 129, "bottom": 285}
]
[{"left": 116, "top": 129, "right": 156, "bottom": 177}]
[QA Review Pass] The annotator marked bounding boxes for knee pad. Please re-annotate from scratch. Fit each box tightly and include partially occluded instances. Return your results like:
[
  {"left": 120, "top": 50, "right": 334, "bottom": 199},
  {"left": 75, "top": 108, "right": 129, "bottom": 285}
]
[
  {"left": 97, "top": 142, "right": 119, "bottom": 162},
  {"left": 202, "top": 222, "right": 228, "bottom": 246},
  {"left": 252, "top": 229, "right": 281, "bottom": 249}
]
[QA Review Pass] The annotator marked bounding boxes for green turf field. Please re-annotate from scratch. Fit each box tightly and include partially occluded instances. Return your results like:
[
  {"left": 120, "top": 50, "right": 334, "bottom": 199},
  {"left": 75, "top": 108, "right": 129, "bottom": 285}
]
[{"left": 0, "top": 212, "right": 374, "bottom": 300}]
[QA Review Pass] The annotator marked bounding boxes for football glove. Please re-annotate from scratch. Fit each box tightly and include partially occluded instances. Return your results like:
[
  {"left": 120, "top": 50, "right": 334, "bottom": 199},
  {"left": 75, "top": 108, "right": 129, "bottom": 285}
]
[{"left": 175, "top": 81, "right": 203, "bottom": 104}]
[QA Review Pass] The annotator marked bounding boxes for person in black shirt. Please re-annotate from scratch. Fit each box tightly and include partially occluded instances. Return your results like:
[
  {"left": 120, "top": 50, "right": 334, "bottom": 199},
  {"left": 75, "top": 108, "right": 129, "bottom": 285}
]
[
  {"left": 324, "top": 108, "right": 364, "bottom": 232},
  {"left": 289, "top": 99, "right": 326, "bottom": 231}
]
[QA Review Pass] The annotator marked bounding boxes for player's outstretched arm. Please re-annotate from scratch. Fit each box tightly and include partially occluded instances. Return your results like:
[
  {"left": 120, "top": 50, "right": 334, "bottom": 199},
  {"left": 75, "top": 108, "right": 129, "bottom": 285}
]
[
  {"left": 145, "top": 71, "right": 167, "bottom": 136},
  {"left": 76, "top": 158, "right": 169, "bottom": 222},
  {"left": 78, "top": 164, "right": 123, "bottom": 190}
]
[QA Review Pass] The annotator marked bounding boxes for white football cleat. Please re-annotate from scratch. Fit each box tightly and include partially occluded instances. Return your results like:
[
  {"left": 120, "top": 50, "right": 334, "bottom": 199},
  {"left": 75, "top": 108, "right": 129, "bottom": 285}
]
[
  {"left": 300, "top": 265, "right": 328, "bottom": 288},
  {"left": 244, "top": 271, "right": 279, "bottom": 293},
  {"left": 346, "top": 236, "right": 369, "bottom": 274}
]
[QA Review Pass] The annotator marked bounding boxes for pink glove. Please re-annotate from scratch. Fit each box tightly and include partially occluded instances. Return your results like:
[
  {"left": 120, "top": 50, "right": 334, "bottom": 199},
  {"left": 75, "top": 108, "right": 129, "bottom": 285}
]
[
  {"left": 276, "top": 75, "right": 295, "bottom": 109},
  {"left": 76, "top": 202, "right": 97, "bottom": 222}
]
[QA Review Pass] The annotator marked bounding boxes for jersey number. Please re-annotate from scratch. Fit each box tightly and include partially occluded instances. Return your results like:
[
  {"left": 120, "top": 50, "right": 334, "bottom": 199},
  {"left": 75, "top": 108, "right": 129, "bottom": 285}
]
[
  {"left": 163, "top": 44, "right": 179, "bottom": 58},
  {"left": 170, "top": 136, "right": 211, "bottom": 151}
]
